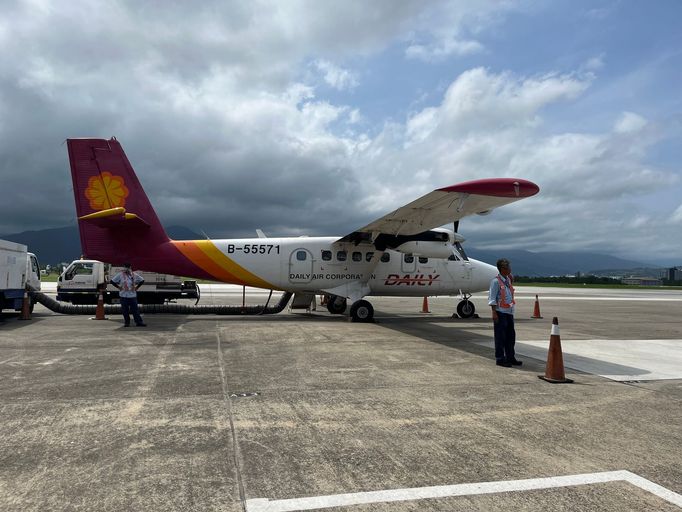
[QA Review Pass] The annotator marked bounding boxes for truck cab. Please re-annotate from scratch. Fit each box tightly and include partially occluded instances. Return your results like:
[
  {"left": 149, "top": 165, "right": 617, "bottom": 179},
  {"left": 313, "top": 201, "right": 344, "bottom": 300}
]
[
  {"left": 26, "top": 253, "right": 41, "bottom": 292},
  {"left": 0, "top": 240, "right": 41, "bottom": 313}
]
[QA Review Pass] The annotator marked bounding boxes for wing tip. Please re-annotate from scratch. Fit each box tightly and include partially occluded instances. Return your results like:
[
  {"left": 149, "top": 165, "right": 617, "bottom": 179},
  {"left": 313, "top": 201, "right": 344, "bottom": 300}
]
[{"left": 439, "top": 178, "right": 540, "bottom": 198}]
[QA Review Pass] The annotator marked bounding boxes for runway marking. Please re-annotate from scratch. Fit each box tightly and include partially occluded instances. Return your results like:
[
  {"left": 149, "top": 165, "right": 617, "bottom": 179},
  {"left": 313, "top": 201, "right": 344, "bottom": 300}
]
[{"left": 245, "top": 470, "right": 682, "bottom": 511}]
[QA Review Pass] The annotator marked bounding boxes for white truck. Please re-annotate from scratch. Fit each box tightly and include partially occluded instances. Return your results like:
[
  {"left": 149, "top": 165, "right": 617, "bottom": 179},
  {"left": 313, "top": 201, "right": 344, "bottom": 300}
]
[
  {"left": 57, "top": 260, "right": 199, "bottom": 305},
  {"left": 0, "top": 239, "right": 41, "bottom": 313}
]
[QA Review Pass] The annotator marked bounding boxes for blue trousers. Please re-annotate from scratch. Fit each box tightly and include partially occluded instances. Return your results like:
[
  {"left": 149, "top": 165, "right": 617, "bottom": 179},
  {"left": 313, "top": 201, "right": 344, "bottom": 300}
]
[
  {"left": 494, "top": 311, "right": 516, "bottom": 362},
  {"left": 120, "top": 297, "right": 144, "bottom": 326}
]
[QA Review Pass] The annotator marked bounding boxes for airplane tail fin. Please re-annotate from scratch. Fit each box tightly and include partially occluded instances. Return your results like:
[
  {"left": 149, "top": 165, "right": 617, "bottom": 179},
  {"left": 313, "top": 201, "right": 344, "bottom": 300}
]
[{"left": 67, "top": 138, "right": 170, "bottom": 264}]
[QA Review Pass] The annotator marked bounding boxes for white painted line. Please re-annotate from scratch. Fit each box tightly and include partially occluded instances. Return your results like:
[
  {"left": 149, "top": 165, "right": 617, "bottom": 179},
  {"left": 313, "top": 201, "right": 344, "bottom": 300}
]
[{"left": 245, "top": 470, "right": 682, "bottom": 511}]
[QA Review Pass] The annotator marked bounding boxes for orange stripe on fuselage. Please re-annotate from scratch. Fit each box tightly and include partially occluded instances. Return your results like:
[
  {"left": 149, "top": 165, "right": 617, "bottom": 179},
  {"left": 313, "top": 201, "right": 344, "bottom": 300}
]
[{"left": 172, "top": 240, "right": 277, "bottom": 289}]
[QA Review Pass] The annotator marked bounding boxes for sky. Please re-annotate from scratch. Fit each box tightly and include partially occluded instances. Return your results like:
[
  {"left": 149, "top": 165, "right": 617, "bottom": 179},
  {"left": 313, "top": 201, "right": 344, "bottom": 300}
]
[{"left": 0, "top": 0, "right": 680, "bottom": 264}]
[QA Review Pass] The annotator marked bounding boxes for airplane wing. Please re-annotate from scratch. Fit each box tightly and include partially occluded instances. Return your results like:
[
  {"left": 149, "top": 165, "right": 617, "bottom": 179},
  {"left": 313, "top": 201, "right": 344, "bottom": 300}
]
[{"left": 337, "top": 178, "right": 539, "bottom": 244}]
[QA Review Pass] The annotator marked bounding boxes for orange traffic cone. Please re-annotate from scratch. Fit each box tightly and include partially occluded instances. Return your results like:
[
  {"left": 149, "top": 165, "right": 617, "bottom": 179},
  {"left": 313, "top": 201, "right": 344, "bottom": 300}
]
[
  {"left": 538, "top": 317, "right": 573, "bottom": 383},
  {"left": 94, "top": 291, "right": 107, "bottom": 320},
  {"left": 531, "top": 294, "right": 543, "bottom": 319},
  {"left": 19, "top": 290, "right": 31, "bottom": 320},
  {"left": 421, "top": 296, "right": 430, "bottom": 313}
]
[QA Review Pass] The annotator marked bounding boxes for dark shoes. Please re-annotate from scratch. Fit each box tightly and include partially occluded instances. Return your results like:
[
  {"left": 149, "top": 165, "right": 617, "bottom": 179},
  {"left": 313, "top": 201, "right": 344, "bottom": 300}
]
[
  {"left": 496, "top": 359, "right": 522, "bottom": 367},
  {"left": 136, "top": 323, "right": 147, "bottom": 327},
  {"left": 124, "top": 323, "right": 130, "bottom": 327}
]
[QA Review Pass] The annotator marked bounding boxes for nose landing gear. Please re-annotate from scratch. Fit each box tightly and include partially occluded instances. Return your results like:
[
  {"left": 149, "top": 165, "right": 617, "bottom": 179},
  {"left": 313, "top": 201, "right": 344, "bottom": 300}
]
[{"left": 456, "top": 294, "right": 476, "bottom": 318}]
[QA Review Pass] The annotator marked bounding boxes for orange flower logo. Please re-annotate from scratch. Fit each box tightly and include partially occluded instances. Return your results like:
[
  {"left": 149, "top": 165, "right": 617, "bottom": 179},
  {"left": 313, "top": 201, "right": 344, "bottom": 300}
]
[{"left": 84, "top": 172, "right": 129, "bottom": 210}]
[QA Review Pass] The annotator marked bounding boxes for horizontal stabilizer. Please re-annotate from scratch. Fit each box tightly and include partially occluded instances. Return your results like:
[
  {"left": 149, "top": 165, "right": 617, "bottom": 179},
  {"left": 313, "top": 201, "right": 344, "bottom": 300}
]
[{"left": 78, "top": 207, "right": 151, "bottom": 229}]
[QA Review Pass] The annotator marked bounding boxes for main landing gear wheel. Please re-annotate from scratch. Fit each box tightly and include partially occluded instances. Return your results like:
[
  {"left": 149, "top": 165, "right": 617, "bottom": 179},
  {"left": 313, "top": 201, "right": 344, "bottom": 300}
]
[
  {"left": 350, "top": 300, "right": 374, "bottom": 323},
  {"left": 457, "top": 299, "right": 475, "bottom": 318},
  {"left": 326, "top": 295, "right": 347, "bottom": 315}
]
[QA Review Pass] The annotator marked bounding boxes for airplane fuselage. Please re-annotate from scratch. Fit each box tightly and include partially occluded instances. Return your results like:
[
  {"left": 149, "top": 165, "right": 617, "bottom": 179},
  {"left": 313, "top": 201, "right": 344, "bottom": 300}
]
[{"left": 165, "top": 236, "right": 498, "bottom": 297}]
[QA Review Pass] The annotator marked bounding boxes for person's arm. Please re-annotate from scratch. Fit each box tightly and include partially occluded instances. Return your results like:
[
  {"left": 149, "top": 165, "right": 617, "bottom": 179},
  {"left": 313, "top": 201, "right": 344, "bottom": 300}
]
[
  {"left": 488, "top": 278, "right": 499, "bottom": 322},
  {"left": 110, "top": 274, "right": 120, "bottom": 289},
  {"left": 134, "top": 274, "right": 145, "bottom": 291}
]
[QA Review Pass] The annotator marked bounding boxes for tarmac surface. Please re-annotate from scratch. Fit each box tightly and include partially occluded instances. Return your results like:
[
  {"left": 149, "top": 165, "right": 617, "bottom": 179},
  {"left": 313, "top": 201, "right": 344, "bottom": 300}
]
[{"left": 1, "top": 284, "right": 681, "bottom": 511}]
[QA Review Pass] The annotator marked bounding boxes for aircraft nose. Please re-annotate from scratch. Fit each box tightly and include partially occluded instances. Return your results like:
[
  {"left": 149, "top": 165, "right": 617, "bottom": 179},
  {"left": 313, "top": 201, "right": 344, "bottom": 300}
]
[{"left": 473, "top": 259, "right": 498, "bottom": 290}]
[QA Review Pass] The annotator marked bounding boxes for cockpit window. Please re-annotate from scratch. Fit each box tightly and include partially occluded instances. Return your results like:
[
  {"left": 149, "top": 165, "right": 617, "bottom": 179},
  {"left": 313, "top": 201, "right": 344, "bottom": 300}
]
[{"left": 454, "top": 242, "right": 468, "bottom": 261}]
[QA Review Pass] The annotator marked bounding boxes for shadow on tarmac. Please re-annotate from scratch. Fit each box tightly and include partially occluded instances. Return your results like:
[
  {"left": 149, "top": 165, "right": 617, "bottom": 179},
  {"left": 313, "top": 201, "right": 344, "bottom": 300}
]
[{"left": 375, "top": 312, "right": 651, "bottom": 381}]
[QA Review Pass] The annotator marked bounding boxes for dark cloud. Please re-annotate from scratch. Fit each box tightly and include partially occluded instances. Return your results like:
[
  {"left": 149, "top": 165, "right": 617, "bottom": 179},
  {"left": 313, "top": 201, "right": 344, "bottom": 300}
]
[{"left": 1, "top": 1, "right": 680, "bottom": 262}]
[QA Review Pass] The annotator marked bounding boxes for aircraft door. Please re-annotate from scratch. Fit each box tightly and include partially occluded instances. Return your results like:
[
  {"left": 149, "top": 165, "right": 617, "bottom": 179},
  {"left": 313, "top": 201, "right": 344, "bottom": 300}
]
[
  {"left": 288, "top": 248, "right": 314, "bottom": 284},
  {"left": 445, "top": 243, "right": 472, "bottom": 288},
  {"left": 401, "top": 253, "right": 417, "bottom": 273}
]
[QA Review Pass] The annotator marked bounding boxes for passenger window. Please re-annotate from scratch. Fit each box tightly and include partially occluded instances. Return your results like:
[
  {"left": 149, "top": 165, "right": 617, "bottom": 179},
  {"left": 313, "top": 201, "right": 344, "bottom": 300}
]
[
  {"left": 419, "top": 256, "right": 428, "bottom": 264},
  {"left": 365, "top": 252, "right": 374, "bottom": 262},
  {"left": 296, "top": 250, "right": 307, "bottom": 261},
  {"left": 352, "top": 251, "right": 362, "bottom": 262},
  {"left": 321, "top": 250, "right": 332, "bottom": 261},
  {"left": 337, "top": 251, "right": 347, "bottom": 261},
  {"left": 404, "top": 254, "right": 414, "bottom": 263},
  {"left": 380, "top": 253, "right": 390, "bottom": 263}
]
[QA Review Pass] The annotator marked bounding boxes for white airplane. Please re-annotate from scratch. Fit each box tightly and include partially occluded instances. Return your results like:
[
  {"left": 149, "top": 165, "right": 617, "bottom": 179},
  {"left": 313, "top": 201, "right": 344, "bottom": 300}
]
[{"left": 66, "top": 137, "right": 539, "bottom": 322}]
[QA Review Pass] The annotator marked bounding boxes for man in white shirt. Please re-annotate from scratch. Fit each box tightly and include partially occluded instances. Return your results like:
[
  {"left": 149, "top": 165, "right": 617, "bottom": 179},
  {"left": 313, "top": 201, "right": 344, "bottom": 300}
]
[
  {"left": 488, "top": 258, "right": 521, "bottom": 368},
  {"left": 110, "top": 263, "right": 146, "bottom": 327}
]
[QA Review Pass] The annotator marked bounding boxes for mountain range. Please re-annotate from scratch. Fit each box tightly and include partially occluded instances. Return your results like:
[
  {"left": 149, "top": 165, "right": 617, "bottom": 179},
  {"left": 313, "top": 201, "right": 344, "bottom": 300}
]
[{"left": 1, "top": 225, "right": 661, "bottom": 277}]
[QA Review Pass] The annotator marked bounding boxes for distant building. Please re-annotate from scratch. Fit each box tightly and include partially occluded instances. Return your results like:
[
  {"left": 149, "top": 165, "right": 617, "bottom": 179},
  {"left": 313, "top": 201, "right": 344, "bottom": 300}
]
[
  {"left": 621, "top": 276, "right": 662, "bottom": 286},
  {"left": 665, "top": 267, "right": 682, "bottom": 281}
]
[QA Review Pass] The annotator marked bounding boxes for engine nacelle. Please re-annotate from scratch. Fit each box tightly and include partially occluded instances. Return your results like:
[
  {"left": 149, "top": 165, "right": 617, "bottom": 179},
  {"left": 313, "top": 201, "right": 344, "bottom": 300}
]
[{"left": 395, "top": 241, "right": 454, "bottom": 259}]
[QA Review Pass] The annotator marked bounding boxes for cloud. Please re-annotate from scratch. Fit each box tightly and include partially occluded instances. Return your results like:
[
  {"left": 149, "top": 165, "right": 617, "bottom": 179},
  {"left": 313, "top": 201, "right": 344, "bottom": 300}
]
[
  {"left": 403, "top": 0, "right": 518, "bottom": 62},
  {"left": 313, "top": 60, "right": 359, "bottom": 90},
  {"left": 613, "top": 111, "right": 648, "bottom": 133},
  {"left": 406, "top": 36, "right": 484, "bottom": 62},
  {"left": 671, "top": 204, "right": 682, "bottom": 224}
]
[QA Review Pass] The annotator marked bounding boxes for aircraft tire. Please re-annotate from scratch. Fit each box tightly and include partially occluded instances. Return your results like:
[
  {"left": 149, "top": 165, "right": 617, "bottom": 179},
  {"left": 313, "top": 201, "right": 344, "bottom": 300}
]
[
  {"left": 457, "top": 299, "right": 475, "bottom": 318},
  {"left": 350, "top": 300, "right": 374, "bottom": 323},
  {"left": 326, "top": 295, "right": 347, "bottom": 314}
]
